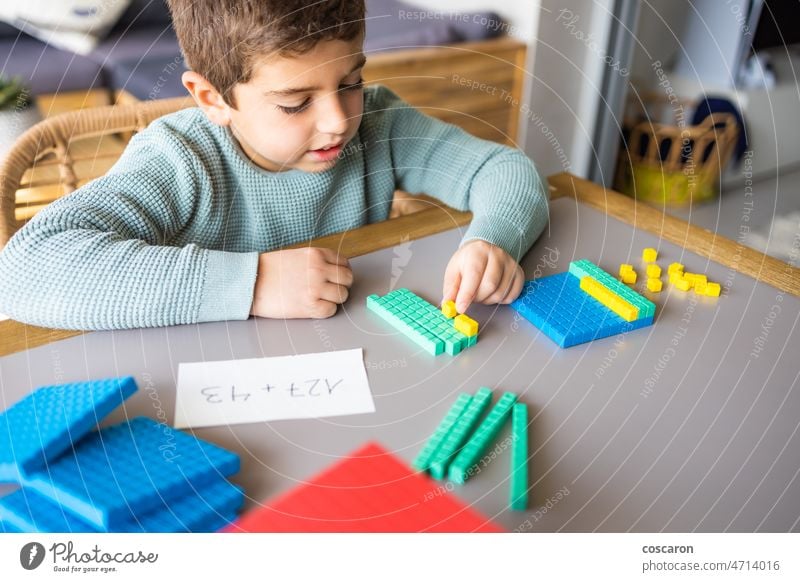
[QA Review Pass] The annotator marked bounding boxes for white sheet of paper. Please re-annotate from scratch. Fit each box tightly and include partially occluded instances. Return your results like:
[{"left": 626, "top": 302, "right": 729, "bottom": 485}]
[
  {"left": 174, "top": 348, "right": 374, "bottom": 429},
  {"left": 0, "top": 313, "right": 8, "bottom": 322}
]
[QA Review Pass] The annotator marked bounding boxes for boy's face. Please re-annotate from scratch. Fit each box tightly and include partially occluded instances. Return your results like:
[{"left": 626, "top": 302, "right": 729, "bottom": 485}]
[{"left": 227, "top": 37, "right": 366, "bottom": 173}]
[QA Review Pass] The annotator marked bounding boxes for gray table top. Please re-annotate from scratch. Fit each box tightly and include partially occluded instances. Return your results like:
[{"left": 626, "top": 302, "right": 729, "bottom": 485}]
[{"left": 1, "top": 197, "right": 798, "bottom": 532}]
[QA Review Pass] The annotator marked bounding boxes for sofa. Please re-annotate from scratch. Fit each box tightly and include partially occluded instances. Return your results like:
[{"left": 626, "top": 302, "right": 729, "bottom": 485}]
[{"left": 0, "top": 0, "right": 504, "bottom": 101}]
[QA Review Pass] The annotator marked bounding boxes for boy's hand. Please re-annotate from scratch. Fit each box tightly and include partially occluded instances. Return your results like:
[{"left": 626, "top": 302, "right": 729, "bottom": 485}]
[
  {"left": 442, "top": 240, "right": 525, "bottom": 313},
  {"left": 250, "top": 248, "right": 353, "bottom": 319}
]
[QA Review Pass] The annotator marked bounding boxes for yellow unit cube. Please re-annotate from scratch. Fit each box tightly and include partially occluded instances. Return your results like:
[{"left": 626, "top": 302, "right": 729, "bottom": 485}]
[
  {"left": 646, "top": 278, "right": 663, "bottom": 292},
  {"left": 454, "top": 314, "right": 478, "bottom": 337},
  {"left": 619, "top": 264, "right": 634, "bottom": 277},
  {"left": 646, "top": 264, "right": 662, "bottom": 278},
  {"left": 668, "top": 262, "right": 684, "bottom": 275},
  {"left": 704, "top": 282, "right": 721, "bottom": 297},
  {"left": 694, "top": 280, "right": 707, "bottom": 294},
  {"left": 441, "top": 300, "right": 457, "bottom": 319},
  {"left": 642, "top": 248, "right": 658, "bottom": 262},
  {"left": 674, "top": 277, "right": 691, "bottom": 291},
  {"left": 684, "top": 273, "right": 707, "bottom": 286},
  {"left": 621, "top": 270, "right": 637, "bottom": 285}
]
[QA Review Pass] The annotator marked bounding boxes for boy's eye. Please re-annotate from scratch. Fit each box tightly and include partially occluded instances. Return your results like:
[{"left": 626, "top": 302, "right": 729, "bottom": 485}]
[
  {"left": 277, "top": 99, "right": 311, "bottom": 115},
  {"left": 340, "top": 78, "right": 364, "bottom": 92},
  {"left": 275, "top": 79, "right": 364, "bottom": 115}
]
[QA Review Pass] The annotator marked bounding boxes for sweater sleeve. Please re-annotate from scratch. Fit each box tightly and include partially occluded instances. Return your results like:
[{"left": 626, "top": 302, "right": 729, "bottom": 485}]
[
  {"left": 374, "top": 85, "right": 549, "bottom": 260},
  {"left": 0, "top": 127, "right": 258, "bottom": 330}
]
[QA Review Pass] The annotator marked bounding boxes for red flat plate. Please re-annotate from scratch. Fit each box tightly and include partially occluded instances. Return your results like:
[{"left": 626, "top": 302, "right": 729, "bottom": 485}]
[{"left": 225, "top": 442, "right": 503, "bottom": 533}]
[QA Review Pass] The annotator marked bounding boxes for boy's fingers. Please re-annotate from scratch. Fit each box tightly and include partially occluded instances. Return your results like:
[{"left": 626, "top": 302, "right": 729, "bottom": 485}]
[
  {"left": 442, "top": 259, "right": 461, "bottom": 302},
  {"left": 326, "top": 264, "right": 354, "bottom": 287},
  {"left": 318, "top": 247, "right": 350, "bottom": 267},
  {"left": 475, "top": 258, "right": 504, "bottom": 303},
  {"left": 310, "top": 299, "right": 338, "bottom": 319},
  {"left": 455, "top": 263, "right": 484, "bottom": 313},
  {"left": 319, "top": 282, "right": 350, "bottom": 305},
  {"left": 485, "top": 264, "right": 515, "bottom": 304},
  {"left": 500, "top": 266, "right": 525, "bottom": 303}
]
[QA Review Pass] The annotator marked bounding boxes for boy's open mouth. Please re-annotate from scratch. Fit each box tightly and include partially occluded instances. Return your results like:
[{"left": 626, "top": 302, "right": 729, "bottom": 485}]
[{"left": 308, "top": 143, "right": 343, "bottom": 162}]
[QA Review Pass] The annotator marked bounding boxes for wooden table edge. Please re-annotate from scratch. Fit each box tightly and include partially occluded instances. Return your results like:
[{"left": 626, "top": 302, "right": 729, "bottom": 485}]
[
  {"left": 548, "top": 172, "right": 800, "bottom": 298},
  {"left": 1, "top": 172, "right": 797, "bottom": 358}
]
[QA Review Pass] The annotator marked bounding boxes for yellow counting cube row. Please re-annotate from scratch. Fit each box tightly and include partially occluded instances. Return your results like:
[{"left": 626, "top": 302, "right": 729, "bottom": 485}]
[
  {"left": 667, "top": 265, "right": 721, "bottom": 297},
  {"left": 580, "top": 275, "right": 639, "bottom": 322},
  {"left": 636, "top": 252, "right": 721, "bottom": 297}
]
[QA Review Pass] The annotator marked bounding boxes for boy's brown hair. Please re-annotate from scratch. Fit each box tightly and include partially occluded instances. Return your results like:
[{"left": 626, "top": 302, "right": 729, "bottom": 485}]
[{"left": 167, "top": 0, "right": 366, "bottom": 106}]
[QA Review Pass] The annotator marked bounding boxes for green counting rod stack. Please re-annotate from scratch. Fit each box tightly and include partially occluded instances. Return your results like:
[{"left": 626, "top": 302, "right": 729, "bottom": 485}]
[
  {"left": 427, "top": 388, "right": 493, "bottom": 480},
  {"left": 415, "top": 388, "right": 531, "bottom": 512},
  {"left": 412, "top": 393, "right": 473, "bottom": 472},
  {"left": 448, "top": 392, "right": 517, "bottom": 484}
]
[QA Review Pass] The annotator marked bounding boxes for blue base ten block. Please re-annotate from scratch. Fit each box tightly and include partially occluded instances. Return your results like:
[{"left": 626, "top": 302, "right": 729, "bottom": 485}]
[
  {"left": 511, "top": 268, "right": 654, "bottom": 348},
  {"left": 21, "top": 417, "right": 240, "bottom": 529},
  {"left": 0, "top": 377, "right": 137, "bottom": 482}
]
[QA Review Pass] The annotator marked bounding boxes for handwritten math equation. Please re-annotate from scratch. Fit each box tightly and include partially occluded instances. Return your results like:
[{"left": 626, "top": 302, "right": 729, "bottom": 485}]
[{"left": 199, "top": 378, "right": 345, "bottom": 404}]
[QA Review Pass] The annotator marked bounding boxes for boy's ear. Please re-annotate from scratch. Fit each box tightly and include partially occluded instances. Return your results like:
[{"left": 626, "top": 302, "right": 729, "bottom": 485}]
[{"left": 182, "top": 71, "right": 232, "bottom": 126}]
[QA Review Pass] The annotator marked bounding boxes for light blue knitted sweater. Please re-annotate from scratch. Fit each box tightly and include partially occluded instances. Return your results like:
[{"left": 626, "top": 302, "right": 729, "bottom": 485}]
[{"left": 0, "top": 85, "right": 548, "bottom": 330}]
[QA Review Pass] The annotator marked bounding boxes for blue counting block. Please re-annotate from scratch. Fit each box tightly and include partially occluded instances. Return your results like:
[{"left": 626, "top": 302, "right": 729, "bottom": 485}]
[
  {"left": 0, "top": 479, "right": 243, "bottom": 533},
  {"left": 0, "top": 377, "right": 138, "bottom": 482},
  {"left": 511, "top": 273, "right": 653, "bottom": 348},
  {"left": 21, "top": 417, "right": 240, "bottom": 529},
  {"left": 1, "top": 518, "right": 21, "bottom": 533}
]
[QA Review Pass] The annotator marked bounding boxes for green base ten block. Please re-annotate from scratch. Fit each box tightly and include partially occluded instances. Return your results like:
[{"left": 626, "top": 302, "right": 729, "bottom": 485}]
[
  {"left": 448, "top": 392, "right": 517, "bottom": 484},
  {"left": 412, "top": 393, "right": 473, "bottom": 472},
  {"left": 428, "top": 387, "right": 493, "bottom": 480},
  {"left": 366, "top": 289, "right": 475, "bottom": 356},
  {"left": 509, "top": 403, "right": 528, "bottom": 510}
]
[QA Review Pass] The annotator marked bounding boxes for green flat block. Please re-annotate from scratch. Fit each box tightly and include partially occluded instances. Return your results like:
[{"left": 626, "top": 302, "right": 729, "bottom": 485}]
[
  {"left": 403, "top": 294, "right": 472, "bottom": 352},
  {"left": 509, "top": 403, "right": 529, "bottom": 511},
  {"left": 569, "top": 260, "right": 655, "bottom": 319},
  {"left": 367, "top": 289, "right": 476, "bottom": 356},
  {"left": 448, "top": 392, "right": 517, "bottom": 484},
  {"left": 412, "top": 393, "right": 473, "bottom": 471},
  {"left": 367, "top": 294, "right": 444, "bottom": 355},
  {"left": 428, "top": 387, "right": 493, "bottom": 480}
]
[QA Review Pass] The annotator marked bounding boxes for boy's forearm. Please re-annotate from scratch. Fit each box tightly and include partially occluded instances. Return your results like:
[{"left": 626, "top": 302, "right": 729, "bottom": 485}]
[
  {"left": 380, "top": 85, "right": 548, "bottom": 260},
  {"left": 460, "top": 150, "right": 550, "bottom": 261},
  {"left": 0, "top": 230, "right": 259, "bottom": 330}
]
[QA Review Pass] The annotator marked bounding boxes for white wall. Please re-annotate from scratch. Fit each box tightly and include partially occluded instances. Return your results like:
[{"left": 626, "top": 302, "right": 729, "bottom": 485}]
[
  {"left": 629, "top": 0, "right": 689, "bottom": 83},
  {"left": 400, "top": 0, "right": 618, "bottom": 179},
  {"left": 523, "top": 0, "right": 615, "bottom": 177},
  {"left": 399, "top": 0, "right": 541, "bottom": 40}
]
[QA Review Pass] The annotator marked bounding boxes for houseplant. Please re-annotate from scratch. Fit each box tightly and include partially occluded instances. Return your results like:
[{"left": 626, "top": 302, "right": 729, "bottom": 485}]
[{"left": 0, "top": 76, "right": 42, "bottom": 161}]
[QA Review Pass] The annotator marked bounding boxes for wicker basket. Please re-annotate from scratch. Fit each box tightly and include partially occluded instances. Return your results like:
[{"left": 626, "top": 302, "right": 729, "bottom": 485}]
[{"left": 617, "top": 110, "right": 739, "bottom": 206}]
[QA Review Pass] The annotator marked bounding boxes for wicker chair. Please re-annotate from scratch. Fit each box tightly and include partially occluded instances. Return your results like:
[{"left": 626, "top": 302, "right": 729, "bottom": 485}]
[{"left": 0, "top": 97, "right": 193, "bottom": 249}]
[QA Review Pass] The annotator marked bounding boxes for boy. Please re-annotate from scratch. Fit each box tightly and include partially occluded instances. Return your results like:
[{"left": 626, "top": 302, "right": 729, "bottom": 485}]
[{"left": 0, "top": 0, "right": 548, "bottom": 330}]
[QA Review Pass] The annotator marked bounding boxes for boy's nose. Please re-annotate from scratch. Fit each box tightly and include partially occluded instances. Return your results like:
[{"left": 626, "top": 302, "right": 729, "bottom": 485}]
[{"left": 315, "top": 93, "right": 350, "bottom": 136}]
